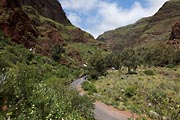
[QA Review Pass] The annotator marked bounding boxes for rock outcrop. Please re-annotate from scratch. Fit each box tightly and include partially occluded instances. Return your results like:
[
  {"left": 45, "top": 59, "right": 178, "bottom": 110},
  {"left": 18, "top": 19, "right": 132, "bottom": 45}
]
[
  {"left": 0, "top": 0, "right": 21, "bottom": 9},
  {"left": 169, "top": 21, "right": 180, "bottom": 40},
  {"left": 18, "top": 0, "right": 71, "bottom": 25},
  {"left": 168, "top": 21, "right": 180, "bottom": 48},
  {"left": 0, "top": 0, "right": 38, "bottom": 48}
]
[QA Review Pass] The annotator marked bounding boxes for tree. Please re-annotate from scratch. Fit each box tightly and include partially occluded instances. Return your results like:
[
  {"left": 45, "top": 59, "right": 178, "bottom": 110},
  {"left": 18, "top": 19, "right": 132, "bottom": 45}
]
[
  {"left": 121, "top": 49, "right": 141, "bottom": 74},
  {"left": 104, "top": 53, "right": 122, "bottom": 69},
  {"left": 87, "top": 51, "right": 107, "bottom": 80}
]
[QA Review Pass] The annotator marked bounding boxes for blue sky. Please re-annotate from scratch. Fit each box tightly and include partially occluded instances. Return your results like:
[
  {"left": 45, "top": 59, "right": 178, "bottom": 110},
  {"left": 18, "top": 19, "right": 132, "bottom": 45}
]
[{"left": 59, "top": 0, "right": 168, "bottom": 38}]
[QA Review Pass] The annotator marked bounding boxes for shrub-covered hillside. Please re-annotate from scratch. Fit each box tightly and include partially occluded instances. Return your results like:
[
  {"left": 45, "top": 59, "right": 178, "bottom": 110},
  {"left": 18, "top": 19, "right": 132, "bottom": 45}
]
[
  {"left": 97, "top": 0, "right": 180, "bottom": 51},
  {"left": 0, "top": 32, "right": 95, "bottom": 119}
]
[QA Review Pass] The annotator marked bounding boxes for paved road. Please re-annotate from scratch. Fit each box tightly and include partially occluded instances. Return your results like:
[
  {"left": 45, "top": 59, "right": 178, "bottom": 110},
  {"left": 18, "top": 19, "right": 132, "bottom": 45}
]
[
  {"left": 70, "top": 76, "right": 87, "bottom": 88},
  {"left": 93, "top": 101, "right": 131, "bottom": 120},
  {"left": 71, "top": 76, "right": 137, "bottom": 120}
]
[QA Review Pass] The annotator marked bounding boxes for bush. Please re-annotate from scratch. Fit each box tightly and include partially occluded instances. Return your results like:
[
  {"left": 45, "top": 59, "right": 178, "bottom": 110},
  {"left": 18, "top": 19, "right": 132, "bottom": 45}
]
[
  {"left": 82, "top": 81, "right": 97, "bottom": 94},
  {"left": 51, "top": 44, "right": 65, "bottom": 61},
  {"left": 125, "top": 87, "right": 136, "bottom": 98},
  {"left": 147, "top": 89, "right": 180, "bottom": 120},
  {"left": 143, "top": 70, "right": 155, "bottom": 75}
]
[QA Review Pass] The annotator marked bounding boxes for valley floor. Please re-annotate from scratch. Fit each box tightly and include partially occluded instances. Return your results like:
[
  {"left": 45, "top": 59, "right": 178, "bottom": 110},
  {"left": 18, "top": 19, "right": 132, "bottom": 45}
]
[
  {"left": 92, "top": 66, "right": 180, "bottom": 119},
  {"left": 72, "top": 77, "right": 139, "bottom": 120}
]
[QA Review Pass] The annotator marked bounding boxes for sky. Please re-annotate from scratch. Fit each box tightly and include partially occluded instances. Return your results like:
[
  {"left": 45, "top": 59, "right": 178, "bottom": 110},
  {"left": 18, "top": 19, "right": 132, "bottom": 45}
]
[{"left": 59, "top": 0, "right": 169, "bottom": 38}]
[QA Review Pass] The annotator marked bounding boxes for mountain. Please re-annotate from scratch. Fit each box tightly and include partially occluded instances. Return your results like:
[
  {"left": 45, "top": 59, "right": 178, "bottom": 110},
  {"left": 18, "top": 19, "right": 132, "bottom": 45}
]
[
  {"left": 97, "top": 0, "right": 180, "bottom": 51},
  {"left": 0, "top": 0, "right": 105, "bottom": 67},
  {"left": 18, "top": 0, "right": 71, "bottom": 24}
]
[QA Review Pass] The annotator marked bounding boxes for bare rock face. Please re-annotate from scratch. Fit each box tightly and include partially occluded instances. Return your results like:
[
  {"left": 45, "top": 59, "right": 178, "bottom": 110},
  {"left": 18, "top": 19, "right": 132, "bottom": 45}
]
[
  {"left": 169, "top": 21, "right": 180, "bottom": 40},
  {"left": 0, "top": 0, "right": 38, "bottom": 48},
  {"left": 18, "top": 0, "right": 71, "bottom": 25},
  {"left": 168, "top": 22, "right": 180, "bottom": 49},
  {"left": 36, "top": 28, "right": 65, "bottom": 56},
  {"left": 0, "top": 0, "right": 21, "bottom": 9}
]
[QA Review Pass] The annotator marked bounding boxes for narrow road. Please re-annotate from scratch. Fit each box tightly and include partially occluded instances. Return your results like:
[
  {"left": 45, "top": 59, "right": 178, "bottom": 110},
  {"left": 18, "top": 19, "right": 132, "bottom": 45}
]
[
  {"left": 93, "top": 101, "right": 133, "bottom": 120},
  {"left": 70, "top": 76, "right": 87, "bottom": 88},
  {"left": 71, "top": 77, "right": 139, "bottom": 120}
]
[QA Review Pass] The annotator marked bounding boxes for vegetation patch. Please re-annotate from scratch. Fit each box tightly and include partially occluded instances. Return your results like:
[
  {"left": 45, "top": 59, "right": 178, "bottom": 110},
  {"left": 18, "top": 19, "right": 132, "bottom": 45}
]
[
  {"left": 82, "top": 81, "right": 97, "bottom": 94},
  {"left": 92, "top": 67, "right": 180, "bottom": 120},
  {"left": 0, "top": 35, "right": 95, "bottom": 119},
  {"left": 143, "top": 70, "right": 155, "bottom": 75}
]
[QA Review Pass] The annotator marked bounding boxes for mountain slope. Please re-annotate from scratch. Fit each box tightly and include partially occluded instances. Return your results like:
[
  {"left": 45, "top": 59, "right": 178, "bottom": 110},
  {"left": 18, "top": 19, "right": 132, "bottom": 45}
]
[
  {"left": 0, "top": 0, "right": 106, "bottom": 67},
  {"left": 18, "top": 0, "right": 71, "bottom": 24},
  {"left": 97, "top": 0, "right": 180, "bottom": 51}
]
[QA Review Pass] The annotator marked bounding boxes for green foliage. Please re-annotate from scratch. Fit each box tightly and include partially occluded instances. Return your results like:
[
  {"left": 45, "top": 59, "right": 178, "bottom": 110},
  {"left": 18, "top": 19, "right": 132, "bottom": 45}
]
[
  {"left": 147, "top": 89, "right": 180, "bottom": 120},
  {"left": 103, "top": 43, "right": 180, "bottom": 75},
  {"left": 0, "top": 32, "right": 10, "bottom": 46},
  {"left": 121, "top": 48, "right": 141, "bottom": 73},
  {"left": 125, "top": 86, "right": 137, "bottom": 98},
  {"left": 82, "top": 81, "right": 97, "bottom": 94},
  {"left": 138, "top": 43, "right": 180, "bottom": 66},
  {"left": 104, "top": 53, "right": 122, "bottom": 69},
  {"left": 0, "top": 37, "right": 95, "bottom": 119},
  {"left": 51, "top": 44, "right": 65, "bottom": 61},
  {"left": 143, "top": 70, "right": 155, "bottom": 75},
  {"left": 0, "top": 67, "right": 94, "bottom": 119},
  {"left": 87, "top": 51, "right": 107, "bottom": 80},
  {"left": 71, "top": 95, "right": 95, "bottom": 118}
]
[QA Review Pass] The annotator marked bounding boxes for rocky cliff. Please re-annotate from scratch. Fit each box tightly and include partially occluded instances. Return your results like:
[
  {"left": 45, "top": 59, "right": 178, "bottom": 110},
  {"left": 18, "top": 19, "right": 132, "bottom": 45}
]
[
  {"left": 0, "top": 0, "right": 38, "bottom": 48},
  {"left": 97, "top": 0, "right": 180, "bottom": 51},
  {"left": 18, "top": 0, "right": 71, "bottom": 24},
  {"left": 168, "top": 21, "right": 180, "bottom": 48}
]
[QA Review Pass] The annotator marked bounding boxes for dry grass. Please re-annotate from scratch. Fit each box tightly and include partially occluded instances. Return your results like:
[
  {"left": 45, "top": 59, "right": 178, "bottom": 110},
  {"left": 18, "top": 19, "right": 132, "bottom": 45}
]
[{"left": 93, "top": 66, "right": 180, "bottom": 119}]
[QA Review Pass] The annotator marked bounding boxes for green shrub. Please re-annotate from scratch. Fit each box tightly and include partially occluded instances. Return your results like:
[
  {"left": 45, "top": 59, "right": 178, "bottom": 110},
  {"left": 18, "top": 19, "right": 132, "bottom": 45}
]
[
  {"left": 143, "top": 70, "right": 155, "bottom": 75},
  {"left": 166, "top": 64, "right": 175, "bottom": 68},
  {"left": 51, "top": 44, "right": 65, "bottom": 61},
  {"left": 125, "top": 87, "right": 136, "bottom": 98},
  {"left": 82, "top": 81, "right": 97, "bottom": 94}
]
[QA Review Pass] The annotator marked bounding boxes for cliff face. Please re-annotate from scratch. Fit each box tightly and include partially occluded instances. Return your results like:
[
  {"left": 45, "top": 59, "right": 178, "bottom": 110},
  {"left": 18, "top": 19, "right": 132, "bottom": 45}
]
[
  {"left": 170, "top": 21, "right": 180, "bottom": 40},
  {"left": 97, "top": 0, "right": 180, "bottom": 51},
  {"left": 0, "top": 0, "right": 21, "bottom": 8},
  {"left": 0, "top": 0, "right": 38, "bottom": 48},
  {"left": 18, "top": 0, "right": 71, "bottom": 24},
  {"left": 168, "top": 21, "right": 180, "bottom": 49}
]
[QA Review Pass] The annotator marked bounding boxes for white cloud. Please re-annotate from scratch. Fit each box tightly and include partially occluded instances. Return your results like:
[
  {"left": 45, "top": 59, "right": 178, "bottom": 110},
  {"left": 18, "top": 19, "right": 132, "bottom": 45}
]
[
  {"left": 59, "top": 0, "right": 98, "bottom": 11},
  {"left": 59, "top": 0, "right": 169, "bottom": 38},
  {"left": 67, "top": 12, "right": 81, "bottom": 26}
]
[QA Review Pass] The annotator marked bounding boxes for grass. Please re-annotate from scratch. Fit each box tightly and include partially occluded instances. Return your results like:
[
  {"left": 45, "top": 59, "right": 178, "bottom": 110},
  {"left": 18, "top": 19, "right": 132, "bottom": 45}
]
[
  {"left": 82, "top": 81, "right": 97, "bottom": 95},
  {"left": 92, "top": 66, "right": 180, "bottom": 119},
  {"left": 66, "top": 43, "right": 109, "bottom": 62},
  {"left": 143, "top": 70, "right": 155, "bottom": 75}
]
